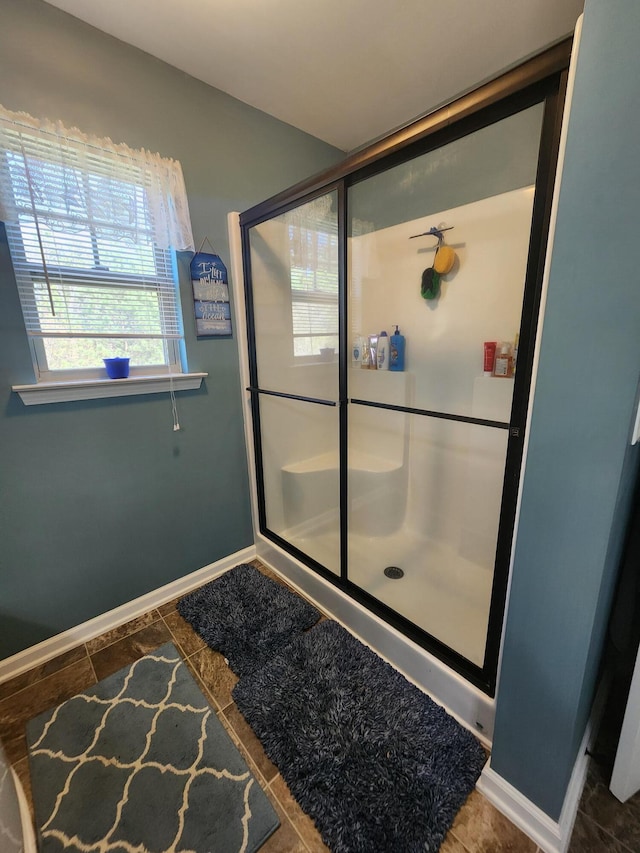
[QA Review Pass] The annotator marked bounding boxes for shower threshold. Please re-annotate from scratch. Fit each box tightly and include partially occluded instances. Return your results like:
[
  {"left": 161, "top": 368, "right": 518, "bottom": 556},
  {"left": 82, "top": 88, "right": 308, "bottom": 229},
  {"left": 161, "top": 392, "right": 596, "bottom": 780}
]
[{"left": 282, "top": 525, "right": 493, "bottom": 668}]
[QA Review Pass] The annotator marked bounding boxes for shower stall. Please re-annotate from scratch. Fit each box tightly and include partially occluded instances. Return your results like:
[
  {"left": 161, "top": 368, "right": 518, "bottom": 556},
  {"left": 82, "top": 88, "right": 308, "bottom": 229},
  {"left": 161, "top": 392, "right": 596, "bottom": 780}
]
[{"left": 237, "top": 41, "right": 571, "bottom": 697}]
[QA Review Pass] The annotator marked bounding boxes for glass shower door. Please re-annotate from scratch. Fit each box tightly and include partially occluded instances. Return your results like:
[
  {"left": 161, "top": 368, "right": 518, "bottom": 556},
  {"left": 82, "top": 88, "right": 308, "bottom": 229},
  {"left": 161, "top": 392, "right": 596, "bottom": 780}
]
[
  {"left": 347, "top": 104, "right": 545, "bottom": 667},
  {"left": 246, "top": 190, "right": 341, "bottom": 574}
]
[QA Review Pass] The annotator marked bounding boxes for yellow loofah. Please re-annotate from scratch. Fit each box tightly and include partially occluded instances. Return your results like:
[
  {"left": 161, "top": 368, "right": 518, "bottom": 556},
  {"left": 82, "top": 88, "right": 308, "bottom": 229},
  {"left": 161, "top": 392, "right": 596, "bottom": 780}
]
[{"left": 433, "top": 245, "right": 456, "bottom": 274}]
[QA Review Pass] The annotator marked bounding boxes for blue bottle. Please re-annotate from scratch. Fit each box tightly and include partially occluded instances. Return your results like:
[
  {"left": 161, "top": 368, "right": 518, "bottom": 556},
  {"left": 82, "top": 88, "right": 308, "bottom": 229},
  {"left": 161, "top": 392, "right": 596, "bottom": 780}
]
[{"left": 389, "top": 325, "right": 405, "bottom": 371}]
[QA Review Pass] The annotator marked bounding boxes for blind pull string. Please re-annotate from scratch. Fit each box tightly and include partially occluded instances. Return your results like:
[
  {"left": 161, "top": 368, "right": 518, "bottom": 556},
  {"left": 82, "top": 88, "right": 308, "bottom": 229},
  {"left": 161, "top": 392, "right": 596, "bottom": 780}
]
[
  {"left": 159, "top": 286, "right": 181, "bottom": 431},
  {"left": 160, "top": 193, "right": 180, "bottom": 432},
  {"left": 136, "top": 166, "right": 180, "bottom": 432},
  {"left": 170, "top": 373, "right": 180, "bottom": 432},
  {"left": 19, "top": 137, "right": 56, "bottom": 316}
]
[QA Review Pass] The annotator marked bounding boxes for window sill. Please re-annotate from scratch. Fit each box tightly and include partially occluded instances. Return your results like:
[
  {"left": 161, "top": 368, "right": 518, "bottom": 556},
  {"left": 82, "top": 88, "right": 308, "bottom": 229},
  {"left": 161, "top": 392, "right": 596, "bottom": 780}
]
[{"left": 12, "top": 372, "right": 208, "bottom": 406}]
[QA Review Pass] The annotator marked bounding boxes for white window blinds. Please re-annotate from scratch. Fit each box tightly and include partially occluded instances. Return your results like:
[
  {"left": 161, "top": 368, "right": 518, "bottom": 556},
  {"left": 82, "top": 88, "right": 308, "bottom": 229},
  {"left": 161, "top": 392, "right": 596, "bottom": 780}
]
[
  {"left": 0, "top": 106, "right": 194, "bottom": 375},
  {"left": 286, "top": 195, "right": 339, "bottom": 358}
]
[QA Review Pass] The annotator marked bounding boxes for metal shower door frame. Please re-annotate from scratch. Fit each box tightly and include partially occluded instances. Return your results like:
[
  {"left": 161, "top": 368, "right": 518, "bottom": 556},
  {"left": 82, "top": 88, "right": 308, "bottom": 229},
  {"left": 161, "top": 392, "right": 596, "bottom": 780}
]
[{"left": 240, "top": 39, "right": 571, "bottom": 695}]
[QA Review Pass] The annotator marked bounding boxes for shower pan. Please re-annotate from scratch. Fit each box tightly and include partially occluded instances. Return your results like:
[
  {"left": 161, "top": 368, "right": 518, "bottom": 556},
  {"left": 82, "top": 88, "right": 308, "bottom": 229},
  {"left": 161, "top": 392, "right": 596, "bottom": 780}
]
[{"left": 238, "top": 40, "right": 571, "bottom": 696}]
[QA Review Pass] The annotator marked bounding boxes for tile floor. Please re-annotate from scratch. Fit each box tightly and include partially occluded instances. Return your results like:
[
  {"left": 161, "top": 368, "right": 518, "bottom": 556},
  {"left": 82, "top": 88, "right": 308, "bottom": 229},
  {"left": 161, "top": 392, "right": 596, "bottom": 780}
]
[
  {"left": 0, "top": 559, "right": 588, "bottom": 852},
  {"left": 567, "top": 675, "right": 640, "bottom": 853}
]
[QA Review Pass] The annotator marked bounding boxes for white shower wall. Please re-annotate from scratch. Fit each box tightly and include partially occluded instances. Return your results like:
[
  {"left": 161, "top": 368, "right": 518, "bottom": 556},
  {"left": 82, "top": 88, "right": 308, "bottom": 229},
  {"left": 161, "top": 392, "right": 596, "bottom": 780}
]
[
  {"left": 349, "top": 186, "right": 534, "bottom": 560},
  {"left": 340, "top": 186, "right": 536, "bottom": 664}
]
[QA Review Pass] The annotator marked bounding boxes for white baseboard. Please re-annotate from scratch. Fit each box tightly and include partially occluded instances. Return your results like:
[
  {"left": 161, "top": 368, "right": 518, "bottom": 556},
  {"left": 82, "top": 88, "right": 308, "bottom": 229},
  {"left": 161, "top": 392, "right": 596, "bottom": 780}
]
[
  {"left": 478, "top": 671, "right": 605, "bottom": 853},
  {"left": 477, "top": 764, "right": 565, "bottom": 853},
  {"left": 0, "top": 546, "right": 256, "bottom": 684}
]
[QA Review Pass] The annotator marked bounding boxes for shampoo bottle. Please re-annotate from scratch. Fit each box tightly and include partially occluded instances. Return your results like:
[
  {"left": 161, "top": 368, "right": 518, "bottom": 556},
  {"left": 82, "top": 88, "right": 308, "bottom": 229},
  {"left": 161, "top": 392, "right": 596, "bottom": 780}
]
[
  {"left": 389, "top": 325, "right": 405, "bottom": 372},
  {"left": 483, "top": 341, "right": 497, "bottom": 376},
  {"left": 352, "top": 334, "right": 364, "bottom": 366},
  {"left": 361, "top": 343, "right": 371, "bottom": 369},
  {"left": 377, "top": 330, "right": 389, "bottom": 370},
  {"left": 368, "top": 334, "right": 378, "bottom": 369},
  {"left": 493, "top": 342, "right": 513, "bottom": 378}
]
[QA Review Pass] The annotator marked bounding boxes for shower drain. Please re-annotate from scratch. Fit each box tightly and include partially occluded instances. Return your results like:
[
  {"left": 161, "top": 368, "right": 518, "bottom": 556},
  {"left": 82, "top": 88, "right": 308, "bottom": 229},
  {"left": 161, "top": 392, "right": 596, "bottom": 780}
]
[{"left": 383, "top": 566, "right": 404, "bottom": 579}]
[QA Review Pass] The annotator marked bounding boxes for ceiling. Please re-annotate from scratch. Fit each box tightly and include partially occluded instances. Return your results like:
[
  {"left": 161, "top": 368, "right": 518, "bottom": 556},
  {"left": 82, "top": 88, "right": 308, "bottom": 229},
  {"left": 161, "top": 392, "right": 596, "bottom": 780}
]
[{"left": 42, "top": 0, "right": 584, "bottom": 152}]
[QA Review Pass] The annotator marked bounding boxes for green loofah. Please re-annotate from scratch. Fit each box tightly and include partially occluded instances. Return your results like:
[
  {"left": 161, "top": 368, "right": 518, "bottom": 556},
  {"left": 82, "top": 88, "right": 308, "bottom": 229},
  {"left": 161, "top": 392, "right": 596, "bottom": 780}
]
[{"left": 421, "top": 267, "right": 441, "bottom": 300}]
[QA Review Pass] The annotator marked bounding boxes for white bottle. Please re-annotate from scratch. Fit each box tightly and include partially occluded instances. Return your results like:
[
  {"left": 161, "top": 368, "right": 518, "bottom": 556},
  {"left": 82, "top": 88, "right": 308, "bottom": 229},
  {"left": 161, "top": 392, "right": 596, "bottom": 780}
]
[
  {"left": 352, "top": 334, "right": 363, "bottom": 366},
  {"left": 377, "top": 330, "right": 389, "bottom": 370}
]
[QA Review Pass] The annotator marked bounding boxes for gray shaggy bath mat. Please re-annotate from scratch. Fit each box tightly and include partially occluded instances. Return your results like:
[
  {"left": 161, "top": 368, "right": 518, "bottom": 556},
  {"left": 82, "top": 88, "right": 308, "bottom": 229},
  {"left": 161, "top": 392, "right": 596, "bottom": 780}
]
[
  {"left": 177, "top": 563, "right": 320, "bottom": 676},
  {"left": 232, "top": 620, "right": 486, "bottom": 853}
]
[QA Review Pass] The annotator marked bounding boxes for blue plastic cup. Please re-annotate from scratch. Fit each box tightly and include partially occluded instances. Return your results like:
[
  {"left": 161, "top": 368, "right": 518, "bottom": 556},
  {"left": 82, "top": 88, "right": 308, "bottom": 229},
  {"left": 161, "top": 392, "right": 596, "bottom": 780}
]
[{"left": 103, "top": 357, "right": 130, "bottom": 379}]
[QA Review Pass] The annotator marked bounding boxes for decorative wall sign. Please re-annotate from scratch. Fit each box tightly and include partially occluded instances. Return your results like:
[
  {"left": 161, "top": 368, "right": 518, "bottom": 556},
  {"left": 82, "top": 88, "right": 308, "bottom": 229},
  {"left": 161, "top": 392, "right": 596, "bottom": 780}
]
[{"left": 190, "top": 249, "right": 232, "bottom": 336}]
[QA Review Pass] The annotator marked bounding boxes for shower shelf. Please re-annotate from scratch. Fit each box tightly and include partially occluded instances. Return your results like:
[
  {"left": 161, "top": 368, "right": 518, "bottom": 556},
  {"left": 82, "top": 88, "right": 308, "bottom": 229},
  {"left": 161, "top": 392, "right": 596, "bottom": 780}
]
[{"left": 472, "top": 375, "right": 514, "bottom": 423}]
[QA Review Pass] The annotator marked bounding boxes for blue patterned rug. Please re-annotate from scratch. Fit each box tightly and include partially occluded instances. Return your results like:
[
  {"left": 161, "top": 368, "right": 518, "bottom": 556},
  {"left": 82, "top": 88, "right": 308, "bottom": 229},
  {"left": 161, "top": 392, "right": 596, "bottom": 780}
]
[
  {"left": 233, "top": 620, "right": 487, "bottom": 853},
  {"left": 178, "top": 563, "right": 320, "bottom": 675},
  {"left": 26, "top": 643, "right": 279, "bottom": 852}
]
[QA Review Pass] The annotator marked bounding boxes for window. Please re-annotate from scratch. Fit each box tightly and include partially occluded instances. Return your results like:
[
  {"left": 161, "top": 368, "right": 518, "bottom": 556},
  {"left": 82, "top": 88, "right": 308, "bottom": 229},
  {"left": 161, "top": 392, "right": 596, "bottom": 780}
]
[
  {"left": 286, "top": 194, "right": 339, "bottom": 360},
  {"left": 290, "top": 226, "right": 339, "bottom": 358},
  {"left": 284, "top": 194, "right": 374, "bottom": 361},
  {"left": 0, "top": 106, "right": 195, "bottom": 382}
]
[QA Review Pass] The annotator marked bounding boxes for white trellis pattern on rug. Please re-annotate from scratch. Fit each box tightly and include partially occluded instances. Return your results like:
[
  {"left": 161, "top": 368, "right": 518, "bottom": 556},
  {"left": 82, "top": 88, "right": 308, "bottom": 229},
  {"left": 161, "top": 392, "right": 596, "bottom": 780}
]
[{"left": 27, "top": 644, "right": 278, "bottom": 853}]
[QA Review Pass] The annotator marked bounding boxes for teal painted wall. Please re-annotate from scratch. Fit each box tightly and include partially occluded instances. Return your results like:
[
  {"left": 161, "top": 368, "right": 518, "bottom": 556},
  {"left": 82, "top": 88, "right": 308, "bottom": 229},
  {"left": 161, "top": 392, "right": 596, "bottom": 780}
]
[
  {"left": 350, "top": 103, "right": 544, "bottom": 231},
  {"left": 491, "top": 0, "right": 640, "bottom": 819},
  {"left": 0, "top": 0, "right": 342, "bottom": 658}
]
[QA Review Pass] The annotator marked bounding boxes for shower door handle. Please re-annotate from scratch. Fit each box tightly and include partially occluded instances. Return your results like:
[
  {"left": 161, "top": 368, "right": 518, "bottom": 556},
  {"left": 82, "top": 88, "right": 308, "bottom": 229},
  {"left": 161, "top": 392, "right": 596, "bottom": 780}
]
[{"left": 246, "top": 387, "right": 337, "bottom": 407}]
